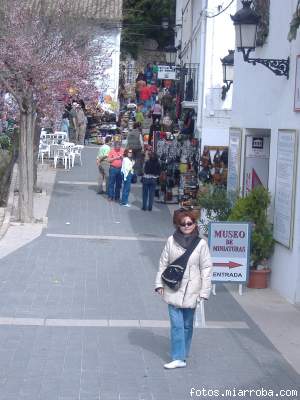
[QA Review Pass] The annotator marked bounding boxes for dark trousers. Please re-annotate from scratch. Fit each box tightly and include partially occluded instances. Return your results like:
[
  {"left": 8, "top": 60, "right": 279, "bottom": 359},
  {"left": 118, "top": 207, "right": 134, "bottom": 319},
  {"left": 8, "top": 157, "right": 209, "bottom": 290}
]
[
  {"left": 152, "top": 114, "right": 161, "bottom": 123},
  {"left": 108, "top": 167, "right": 122, "bottom": 200},
  {"left": 142, "top": 178, "right": 156, "bottom": 210}
]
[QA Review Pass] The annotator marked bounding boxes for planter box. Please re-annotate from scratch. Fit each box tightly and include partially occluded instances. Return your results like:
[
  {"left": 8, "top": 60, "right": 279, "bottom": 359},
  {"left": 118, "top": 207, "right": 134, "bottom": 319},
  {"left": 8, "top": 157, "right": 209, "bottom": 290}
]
[{"left": 247, "top": 269, "right": 271, "bottom": 289}]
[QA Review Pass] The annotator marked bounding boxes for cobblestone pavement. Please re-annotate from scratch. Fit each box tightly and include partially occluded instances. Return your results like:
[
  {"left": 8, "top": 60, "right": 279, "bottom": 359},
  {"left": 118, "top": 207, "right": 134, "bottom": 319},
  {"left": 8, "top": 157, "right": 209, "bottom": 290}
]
[{"left": 0, "top": 147, "right": 299, "bottom": 400}]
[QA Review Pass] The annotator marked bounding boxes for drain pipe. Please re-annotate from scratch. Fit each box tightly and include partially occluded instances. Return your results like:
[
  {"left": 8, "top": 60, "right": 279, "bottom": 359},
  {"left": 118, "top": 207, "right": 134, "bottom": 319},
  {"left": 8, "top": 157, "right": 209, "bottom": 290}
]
[{"left": 196, "top": 0, "right": 208, "bottom": 140}]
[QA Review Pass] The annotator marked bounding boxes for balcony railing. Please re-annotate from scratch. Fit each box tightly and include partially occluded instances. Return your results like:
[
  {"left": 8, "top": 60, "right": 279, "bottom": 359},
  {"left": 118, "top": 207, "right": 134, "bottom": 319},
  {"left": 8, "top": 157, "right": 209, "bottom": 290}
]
[{"left": 178, "top": 63, "right": 200, "bottom": 102}]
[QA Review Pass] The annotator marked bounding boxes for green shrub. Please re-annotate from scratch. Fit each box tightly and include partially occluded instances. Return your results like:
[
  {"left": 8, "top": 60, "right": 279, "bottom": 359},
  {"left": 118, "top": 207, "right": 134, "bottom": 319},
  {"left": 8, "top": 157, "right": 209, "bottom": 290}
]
[
  {"left": 228, "top": 186, "right": 275, "bottom": 268},
  {"left": 197, "top": 184, "right": 234, "bottom": 233},
  {"left": 0, "top": 135, "right": 11, "bottom": 150}
]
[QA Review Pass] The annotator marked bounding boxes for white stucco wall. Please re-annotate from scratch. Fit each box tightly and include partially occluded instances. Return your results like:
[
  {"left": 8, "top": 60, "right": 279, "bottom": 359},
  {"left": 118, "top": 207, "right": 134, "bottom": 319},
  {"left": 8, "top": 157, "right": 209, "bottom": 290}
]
[
  {"left": 231, "top": 0, "right": 300, "bottom": 303},
  {"left": 94, "top": 28, "right": 121, "bottom": 103},
  {"left": 201, "top": 0, "right": 236, "bottom": 147}
]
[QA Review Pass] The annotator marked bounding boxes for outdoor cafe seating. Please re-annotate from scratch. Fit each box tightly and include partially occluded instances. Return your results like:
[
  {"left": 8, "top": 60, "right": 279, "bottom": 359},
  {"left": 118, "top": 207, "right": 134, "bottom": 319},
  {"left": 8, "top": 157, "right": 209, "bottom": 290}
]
[{"left": 38, "top": 130, "right": 84, "bottom": 169}]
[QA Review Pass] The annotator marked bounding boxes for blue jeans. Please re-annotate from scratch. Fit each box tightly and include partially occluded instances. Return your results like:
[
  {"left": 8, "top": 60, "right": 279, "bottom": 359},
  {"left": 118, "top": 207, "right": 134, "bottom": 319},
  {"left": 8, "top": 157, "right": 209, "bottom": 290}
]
[
  {"left": 121, "top": 172, "right": 132, "bottom": 205},
  {"left": 142, "top": 178, "right": 156, "bottom": 210},
  {"left": 168, "top": 305, "right": 195, "bottom": 361},
  {"left": 108, "top": 167, "right": 122, "bottom": 200}
]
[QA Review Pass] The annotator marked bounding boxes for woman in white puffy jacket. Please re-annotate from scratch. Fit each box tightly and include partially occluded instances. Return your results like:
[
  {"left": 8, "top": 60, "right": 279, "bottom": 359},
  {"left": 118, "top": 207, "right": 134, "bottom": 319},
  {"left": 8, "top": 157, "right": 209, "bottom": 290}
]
[{"left": 155, "top": 209, "right": 213, "bottom": 369}]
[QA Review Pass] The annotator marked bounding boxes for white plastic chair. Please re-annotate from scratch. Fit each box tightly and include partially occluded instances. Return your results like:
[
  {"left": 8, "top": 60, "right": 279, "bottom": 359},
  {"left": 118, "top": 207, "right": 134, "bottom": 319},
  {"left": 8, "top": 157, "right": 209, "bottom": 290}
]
[
  {"left": 53, "top": 145, "right": 70, "bottom": 169},
  {"left": 70, "top": 145, "right": 84, "bottom": 167},
  {"left": 38, "top": 143, "right": 51, "bottom": 164}
]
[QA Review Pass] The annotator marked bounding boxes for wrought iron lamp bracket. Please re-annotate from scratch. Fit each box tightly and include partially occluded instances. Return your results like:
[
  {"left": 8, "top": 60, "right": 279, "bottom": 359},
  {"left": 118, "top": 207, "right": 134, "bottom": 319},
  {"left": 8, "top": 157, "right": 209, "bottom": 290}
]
[
  {"left": 221, "top": 81, "right": 233, "bottom": 100},
  {"left": 241, "top": 48, "right": 289, "bottom": 79}
]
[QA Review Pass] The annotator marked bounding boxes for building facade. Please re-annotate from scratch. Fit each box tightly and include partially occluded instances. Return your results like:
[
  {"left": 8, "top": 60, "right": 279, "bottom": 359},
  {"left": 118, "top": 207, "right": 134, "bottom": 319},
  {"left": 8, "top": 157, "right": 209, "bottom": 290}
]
[
  {"left": 231, "top": 0, "right": 300, "bottom": 304},
  {"left": 176, "top": 0, "right": 236, "bottom": 148}
]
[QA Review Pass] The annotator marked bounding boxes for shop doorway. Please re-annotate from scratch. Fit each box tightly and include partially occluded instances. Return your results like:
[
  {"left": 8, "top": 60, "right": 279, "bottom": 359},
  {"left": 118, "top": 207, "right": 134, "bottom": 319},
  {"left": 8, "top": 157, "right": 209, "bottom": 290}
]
[{"left": 244, "top": 130, "right": 271, "bottom": 196}]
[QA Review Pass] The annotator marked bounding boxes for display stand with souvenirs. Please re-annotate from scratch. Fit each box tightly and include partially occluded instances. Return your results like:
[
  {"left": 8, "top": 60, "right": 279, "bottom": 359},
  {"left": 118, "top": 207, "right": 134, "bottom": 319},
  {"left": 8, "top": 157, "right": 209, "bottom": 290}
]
[
  {"left": 86, "top": 106, "right": 118, "bottom": 145},
  {"left": 199, "top": 146, "right": 228, "bottom": 187},
  {"left": 153, "top": 131, "right": 200, "bottom": 204}
]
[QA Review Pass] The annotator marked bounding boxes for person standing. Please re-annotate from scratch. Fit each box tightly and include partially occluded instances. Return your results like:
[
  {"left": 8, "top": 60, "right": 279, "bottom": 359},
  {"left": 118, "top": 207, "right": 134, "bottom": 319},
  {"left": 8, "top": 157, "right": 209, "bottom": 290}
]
[
  {"left": 107, "top": 140, "right": 124, "bottom": 201},
  {"left": 120, "top": 149, "right": 134, "bottom": 207},
  {"left": 69, "top": 101, "right": 78, "bottom": 142},
  {"left": 96, "top": 136, "right": 111, "bottom": 194},
  {"left": 60, "top": 111, "right": 70, "bottom": 136},
  {"left": 76, "top": 103, "right": 87, "bottom": 145},
  {"left": 142, "top": 152, "right": 160, "bottom": 211},
  {"left": 126, "top": 125, "right": 144, "bottom": 175},
  {"left": 151, "top": 100, "right": 162, "bottom": 123},
  {"left": 155, "top": 209, "right": 213, "bottom": 369}
]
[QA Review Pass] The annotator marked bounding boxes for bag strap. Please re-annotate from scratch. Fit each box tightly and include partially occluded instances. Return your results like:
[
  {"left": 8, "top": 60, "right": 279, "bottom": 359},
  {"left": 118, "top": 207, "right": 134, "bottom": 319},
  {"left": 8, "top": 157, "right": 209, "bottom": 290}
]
[
  {"left": 182, "top": 237, "right": 201, "bottom": 259},
  {"left": 172, "top": 237, "right": 201, "bottom": 266}
]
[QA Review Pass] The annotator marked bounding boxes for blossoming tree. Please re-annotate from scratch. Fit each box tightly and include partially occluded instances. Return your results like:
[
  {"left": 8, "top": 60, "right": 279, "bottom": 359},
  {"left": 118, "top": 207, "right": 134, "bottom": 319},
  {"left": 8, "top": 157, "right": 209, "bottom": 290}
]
[{"left": 0, "top": 0, "right": 111, "bottom": 221}]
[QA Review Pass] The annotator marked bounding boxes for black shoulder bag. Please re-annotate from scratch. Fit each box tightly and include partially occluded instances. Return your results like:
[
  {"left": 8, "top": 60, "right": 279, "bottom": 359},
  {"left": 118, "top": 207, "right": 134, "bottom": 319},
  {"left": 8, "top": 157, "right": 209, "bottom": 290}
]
[{"left": 161, "top": 237, "right": 201, "bottom": 291}]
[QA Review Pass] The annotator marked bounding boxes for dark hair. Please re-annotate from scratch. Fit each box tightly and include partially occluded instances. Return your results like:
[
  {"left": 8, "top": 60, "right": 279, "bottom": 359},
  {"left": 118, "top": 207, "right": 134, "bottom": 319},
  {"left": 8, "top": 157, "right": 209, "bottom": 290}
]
[
  {"left": 173, "top": 209, "right": 199, "bottom": 227},
  {"left": 105, "top": 136, "right": 110, "bottom": 144},
  {"left": 124, "top": 148, "right": 133, "bottom": 157}
]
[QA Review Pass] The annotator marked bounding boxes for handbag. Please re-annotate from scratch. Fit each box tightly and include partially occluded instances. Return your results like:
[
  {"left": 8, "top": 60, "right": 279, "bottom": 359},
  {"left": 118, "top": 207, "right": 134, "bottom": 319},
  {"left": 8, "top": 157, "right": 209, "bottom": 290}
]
[
  {"left": 161, "top": 237, "right": 201, "bottom": 290},
  {"left": 131, "top": 173, "right": 137, "bottom": 184}
]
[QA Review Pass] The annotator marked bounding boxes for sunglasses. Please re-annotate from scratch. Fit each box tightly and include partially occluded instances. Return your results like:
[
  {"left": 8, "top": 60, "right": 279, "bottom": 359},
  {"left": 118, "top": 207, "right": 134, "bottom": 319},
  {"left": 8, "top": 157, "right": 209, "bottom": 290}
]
[{"left": 180, "top": 221, "right": 194, "bottom": 227}]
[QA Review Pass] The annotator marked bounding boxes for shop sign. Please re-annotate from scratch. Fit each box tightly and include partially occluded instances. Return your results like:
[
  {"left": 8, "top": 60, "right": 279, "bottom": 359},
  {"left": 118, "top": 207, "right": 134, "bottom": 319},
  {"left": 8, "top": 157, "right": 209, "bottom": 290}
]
[
  {"left": 227, "top": 128, "right": 242, "bottom": 194},
  {"left": 273, "top": 130, "right": 298, "bottom": 248},
  {"left": 208, "top": 222, "right": 251, "bottom": 283},
  {"left": 246, "top": 135, "right": 270, "bottom": 158},
  {"left": 157, "top": 65, "right": 177, "bottom": 80}
]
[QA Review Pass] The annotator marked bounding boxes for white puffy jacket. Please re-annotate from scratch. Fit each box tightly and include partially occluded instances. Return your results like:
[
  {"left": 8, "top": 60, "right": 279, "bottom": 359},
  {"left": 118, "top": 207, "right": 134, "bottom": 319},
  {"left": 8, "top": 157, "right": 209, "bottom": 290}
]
[{"left": 155, "top": 236, "right": 213, "bottom": 308}]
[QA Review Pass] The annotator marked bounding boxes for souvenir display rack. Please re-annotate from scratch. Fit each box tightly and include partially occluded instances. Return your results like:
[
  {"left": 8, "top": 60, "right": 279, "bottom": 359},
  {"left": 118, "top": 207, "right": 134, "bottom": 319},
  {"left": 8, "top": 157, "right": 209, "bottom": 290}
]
[{"left": 154, "top": 136, "right": 200, "bottom": 204}]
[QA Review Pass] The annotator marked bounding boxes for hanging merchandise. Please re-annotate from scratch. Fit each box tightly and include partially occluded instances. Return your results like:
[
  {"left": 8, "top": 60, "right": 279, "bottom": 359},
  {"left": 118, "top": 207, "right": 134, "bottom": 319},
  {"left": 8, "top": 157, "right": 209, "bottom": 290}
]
[
  {"left": 155, "top": 136, "right": 199, "bottom": 204},
  {"left": 198, "top": 146, "right": 228, "bottom": 187}
]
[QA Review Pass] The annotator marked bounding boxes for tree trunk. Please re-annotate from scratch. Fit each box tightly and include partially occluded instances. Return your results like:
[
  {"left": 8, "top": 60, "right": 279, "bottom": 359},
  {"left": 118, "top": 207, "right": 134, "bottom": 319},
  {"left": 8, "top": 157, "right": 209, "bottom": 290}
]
[
  {"left": 33, "top": 113, "right": 42, "bottom": 191},
  {"left": 18, "top": 110, "right": 35, "bottom": 222}
]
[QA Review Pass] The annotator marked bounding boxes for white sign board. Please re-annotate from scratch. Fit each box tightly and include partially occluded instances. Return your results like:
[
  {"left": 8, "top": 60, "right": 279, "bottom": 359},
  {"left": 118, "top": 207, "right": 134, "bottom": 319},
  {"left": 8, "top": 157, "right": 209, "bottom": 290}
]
[
  {"left": 273, "top": 130, "right": 298, "bottom": 248},
  {"left": 227, "top": 128, "right": 242, "bottom": 194},
  {"left": 245, "top": 136, "right": 270, "bottom": 158},
  {"left": 209, "top": 222, "right": 251, "bottom": 282},
  {"left": 157, "top": 65, "right": 177, "bottom": 80}
]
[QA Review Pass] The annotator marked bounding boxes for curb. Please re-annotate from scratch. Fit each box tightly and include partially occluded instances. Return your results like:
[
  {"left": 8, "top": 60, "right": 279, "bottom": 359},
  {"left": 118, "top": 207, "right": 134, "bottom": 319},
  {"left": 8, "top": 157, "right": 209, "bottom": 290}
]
[{"left": 0, "top": 163, "right": 18, "bottom": 240}]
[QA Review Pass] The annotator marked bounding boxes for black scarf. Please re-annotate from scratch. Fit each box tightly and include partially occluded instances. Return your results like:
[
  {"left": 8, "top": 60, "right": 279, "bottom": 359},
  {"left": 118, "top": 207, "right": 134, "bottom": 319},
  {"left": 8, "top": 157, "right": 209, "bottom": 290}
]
[{"left": 173, "top": 228, "right": 199, "bottom": 249}]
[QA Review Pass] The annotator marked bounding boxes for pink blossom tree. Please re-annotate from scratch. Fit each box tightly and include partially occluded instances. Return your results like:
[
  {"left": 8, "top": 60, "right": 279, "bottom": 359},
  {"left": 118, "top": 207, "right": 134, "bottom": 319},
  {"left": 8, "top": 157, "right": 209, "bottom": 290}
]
[{"left": 0, "top": 0, "right": 111, "bottom": 221}]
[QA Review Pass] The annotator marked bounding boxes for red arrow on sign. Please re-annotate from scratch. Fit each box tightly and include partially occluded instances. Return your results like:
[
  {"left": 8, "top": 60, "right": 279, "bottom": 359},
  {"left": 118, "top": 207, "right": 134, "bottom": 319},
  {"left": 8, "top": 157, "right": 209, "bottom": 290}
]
[{"left": 213, "top": 261, "right": 243, "bottom": 269}]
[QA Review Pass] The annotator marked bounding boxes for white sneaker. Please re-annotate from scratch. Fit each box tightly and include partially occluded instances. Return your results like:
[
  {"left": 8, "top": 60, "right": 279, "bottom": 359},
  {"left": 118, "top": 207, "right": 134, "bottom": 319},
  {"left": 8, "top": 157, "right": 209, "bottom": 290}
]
[
  {"left": 164, "top": 360, "right": 186, "bottom": 369},
  {"left": 122, "top": 203, "right": 131, "bottom": 207}
]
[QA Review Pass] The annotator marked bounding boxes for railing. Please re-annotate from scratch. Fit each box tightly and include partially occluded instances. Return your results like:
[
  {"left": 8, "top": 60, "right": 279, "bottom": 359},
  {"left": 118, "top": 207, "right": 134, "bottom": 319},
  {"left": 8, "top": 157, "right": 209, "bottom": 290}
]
[{"left": 178, "top": 63, "right": 200, "bottom": 102}]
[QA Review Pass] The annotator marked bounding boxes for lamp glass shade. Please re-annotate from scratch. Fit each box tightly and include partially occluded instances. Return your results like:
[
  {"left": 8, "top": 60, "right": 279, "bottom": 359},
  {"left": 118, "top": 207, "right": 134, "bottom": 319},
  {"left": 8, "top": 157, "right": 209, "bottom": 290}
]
[
  {"left": 224, "top": 64, "right": 234, "bottom": 82},
  {"left": 161, "top": 17, "right": 169, "bottom": 30},
  {"left": 169, "top": 51, "right": 176, "bottom": 64},
  {"left": 235, "top": 23, "right": 257, "bottom": 50}
]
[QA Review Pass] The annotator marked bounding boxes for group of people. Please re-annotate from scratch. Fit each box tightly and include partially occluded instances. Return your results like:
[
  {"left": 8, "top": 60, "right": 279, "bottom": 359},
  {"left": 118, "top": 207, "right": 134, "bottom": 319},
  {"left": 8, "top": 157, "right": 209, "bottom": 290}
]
[
  {"left": 61, "top": 99, "right": 87, "bottom": 145},
  {"left": 96, "top": 137, "right": 161, "bottom": 210}
]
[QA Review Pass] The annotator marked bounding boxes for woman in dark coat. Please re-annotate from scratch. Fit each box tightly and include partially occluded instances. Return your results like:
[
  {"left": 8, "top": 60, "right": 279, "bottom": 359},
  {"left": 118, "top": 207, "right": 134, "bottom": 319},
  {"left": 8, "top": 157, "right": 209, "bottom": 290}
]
[{"left": 142, "top": 151, "right": 161, "bottom": 211}]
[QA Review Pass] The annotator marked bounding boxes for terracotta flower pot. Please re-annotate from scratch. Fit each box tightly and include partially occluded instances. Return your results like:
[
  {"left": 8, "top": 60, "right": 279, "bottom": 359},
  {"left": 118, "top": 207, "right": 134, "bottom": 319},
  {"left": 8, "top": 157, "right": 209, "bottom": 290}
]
[{"left": 247, "top": 268, "right": 271, "bottom": 289}]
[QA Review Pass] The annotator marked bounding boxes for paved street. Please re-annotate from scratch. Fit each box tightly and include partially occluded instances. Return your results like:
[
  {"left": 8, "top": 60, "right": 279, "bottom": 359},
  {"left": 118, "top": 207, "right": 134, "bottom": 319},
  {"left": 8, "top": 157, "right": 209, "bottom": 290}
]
[{"left": 0, "top": 147, "right": 299, "bottom": 400}]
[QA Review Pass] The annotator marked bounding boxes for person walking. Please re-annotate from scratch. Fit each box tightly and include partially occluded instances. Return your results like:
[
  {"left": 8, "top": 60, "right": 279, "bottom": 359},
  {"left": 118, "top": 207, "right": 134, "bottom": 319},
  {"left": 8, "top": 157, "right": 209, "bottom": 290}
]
[
  {"left": 107, "top": 140, "right": 124, "bottom": 201},
  {"left": 155, "top": 209, "right": 213, "bottom": 369},
  {"left": 142, "top": 152, "right": 160, "bottom": 211},
  {"left": 120, "top": 149, "right": 134, "bottom": 207},
  {"left": 126, "top": 125, "right": 144, "bottom": 175},
  {"left": 151, "top": 100, "right": 162, "bottom": 123},
  {"left": 96, "top": 136, "right": 111, "bottom": 194}
]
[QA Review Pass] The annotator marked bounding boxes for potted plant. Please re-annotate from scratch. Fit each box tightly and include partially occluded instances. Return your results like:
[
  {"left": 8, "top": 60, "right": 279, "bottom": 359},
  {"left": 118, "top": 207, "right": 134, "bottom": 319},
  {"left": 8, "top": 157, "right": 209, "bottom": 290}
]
[
  {"left": 228, "top": 186, "right": 275, "bottom": 288},
  {"left": 197, "top": 184, "right": 234, "bottom": 235}
]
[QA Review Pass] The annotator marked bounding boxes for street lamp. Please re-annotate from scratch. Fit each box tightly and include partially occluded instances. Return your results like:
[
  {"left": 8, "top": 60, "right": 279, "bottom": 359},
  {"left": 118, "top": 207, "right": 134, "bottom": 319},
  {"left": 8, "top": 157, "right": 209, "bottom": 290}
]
[
  {"left": 221, "top": 50, "right": 234, "bottom": 100},
  {"left": 231, "top": 0, "right": 289, "bottom": 79},
  {"left": 161, "top": 17, "right": 182, "bottom": 32},
  {"left": 164, "top": 44, "right": 177, "bottom": 65}
]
